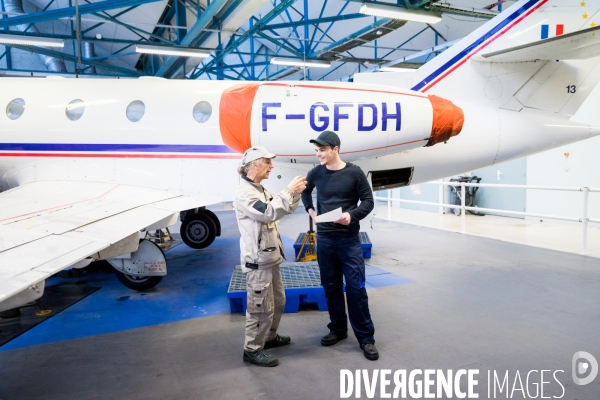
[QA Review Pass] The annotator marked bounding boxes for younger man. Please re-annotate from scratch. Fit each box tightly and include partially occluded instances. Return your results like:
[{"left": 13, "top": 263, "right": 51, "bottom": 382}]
[{"left": 300, "top": 131, "right": 378, "bottom": 361}]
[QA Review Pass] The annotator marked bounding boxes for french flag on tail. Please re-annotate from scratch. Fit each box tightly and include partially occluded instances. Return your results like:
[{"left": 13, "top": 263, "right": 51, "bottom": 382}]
[{"left": 541, "top": 24, "right": 564, "bottom": 39}]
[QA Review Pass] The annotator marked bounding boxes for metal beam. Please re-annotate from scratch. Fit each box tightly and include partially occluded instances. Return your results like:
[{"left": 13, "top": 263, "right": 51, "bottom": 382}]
[
  {"left": 378, "top": 39, "right": 460, "bottom": 69},
  {"left": 9, "top": 44, "right": 141, "bottom": 76},
  {"left": 263, "top": 66, "right": 299, "bottom": 81},
  {"left": 378, "top": 27, "right": 428, "bottom": 59},
  {"left": 175, "top": 0, "right": 187, "bottom": 43},
  {"left": 82, "top": 5, "right": 139, "bottom": 34},
  {"left": 1, "top": 0, "right": 12, "bottom": 69},
  {"left": 0, "top": 29, "right": 177, "bottom": 46},
  {"left": 211, "top": 60, "right": 272, "bottom": 70},
  {"left": 154, "top": 0, "right": 229, "bottom": 77},
  {"left": 191, "top": 0, "right": 298, "bottom": 80},
  {"left": 256, "top": 31, "right": 304, "bottom": 58},
  {"left": 311, "top": 17, "right": 391, "bottom": 57},
  {"left": 0, "top": 0, "right": 163, "bottom": 28},
  {"left": 263, "top": 13, "right": 366, "bottom": 30},
  {"left": 0, "top": 67, "right": 132, "bottom": 77},
  {"left": 90, "top": 10, "right": 176, "bottom": 45},
  {"left": 317, "top": 61, "right": 346, "bottom": 81}
]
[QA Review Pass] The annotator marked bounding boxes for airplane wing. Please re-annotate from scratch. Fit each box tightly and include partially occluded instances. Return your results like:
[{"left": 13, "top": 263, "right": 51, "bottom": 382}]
[
  {"left": 0, "top": 181, "right": 207, "bottom": 311},
  {"left": 476, "top": 25, "right": 600, "bottom": 62}
]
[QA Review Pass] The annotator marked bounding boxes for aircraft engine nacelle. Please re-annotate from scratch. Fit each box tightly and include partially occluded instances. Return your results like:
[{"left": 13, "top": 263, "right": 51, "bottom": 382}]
[{"left": 219, "top": 82, "right": 464, "bottom": 163}]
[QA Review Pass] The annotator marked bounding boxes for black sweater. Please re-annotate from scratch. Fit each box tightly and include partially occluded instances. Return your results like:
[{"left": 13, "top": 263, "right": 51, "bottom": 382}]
[{"left": 301, "top": 163, "right": 374, "bottom": 235}]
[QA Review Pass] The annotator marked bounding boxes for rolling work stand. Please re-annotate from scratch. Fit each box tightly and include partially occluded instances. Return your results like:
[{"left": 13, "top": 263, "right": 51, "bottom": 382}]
[{"left": 295, "top": 217, "right": 317, "bottom": 262}]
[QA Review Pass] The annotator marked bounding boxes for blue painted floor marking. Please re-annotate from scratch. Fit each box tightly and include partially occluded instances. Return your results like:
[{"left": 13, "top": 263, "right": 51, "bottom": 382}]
[
  {"left": 365, "top": 265, "right": 412, "bottom": 289},
  {"left": 1, "top": 236, "right": 409, "bottom": 351}
]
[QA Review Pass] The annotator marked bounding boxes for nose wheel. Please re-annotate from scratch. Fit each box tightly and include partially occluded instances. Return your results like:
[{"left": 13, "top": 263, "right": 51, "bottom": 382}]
[{"left": 180, "top": 212, "right": 217, "bottom": 249}]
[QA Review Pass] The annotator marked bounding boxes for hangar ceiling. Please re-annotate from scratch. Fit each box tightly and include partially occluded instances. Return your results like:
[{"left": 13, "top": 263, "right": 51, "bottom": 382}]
[{"left": 0, "top": 0, "right": 506, "bottom": 81}]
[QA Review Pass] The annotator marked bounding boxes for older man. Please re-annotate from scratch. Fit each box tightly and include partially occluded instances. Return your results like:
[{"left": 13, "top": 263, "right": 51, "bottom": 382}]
[{"left": 234, "top": 146, "right": 306, "bottom": 367}]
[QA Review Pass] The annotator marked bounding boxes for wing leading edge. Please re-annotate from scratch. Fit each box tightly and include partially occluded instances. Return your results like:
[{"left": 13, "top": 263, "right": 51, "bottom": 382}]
[{"left": 0, "top": 181, "right": 210, "bottom": 311}]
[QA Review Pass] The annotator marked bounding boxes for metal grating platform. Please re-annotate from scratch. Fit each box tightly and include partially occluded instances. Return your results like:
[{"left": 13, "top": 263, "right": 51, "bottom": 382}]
[
  {"left": 227, "top": 262, "right": 327, "bottom": 314},
  {"left": 228, "top": 262, "right": 322, "bottom": 292}
]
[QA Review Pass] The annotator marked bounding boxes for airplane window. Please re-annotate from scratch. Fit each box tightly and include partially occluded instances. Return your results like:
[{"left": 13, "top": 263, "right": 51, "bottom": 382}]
[
  {"left": 193, "top": 101, "right": 212, "bottom": 123},
  {"left": 65, "top": 99, "right": 85, "bottom": 121},
  {"left": 126, "top": 100, "right": 145, "bottom": 122},
  {"left": 6, "top": 98, "right": 25, "bottom": 120}
]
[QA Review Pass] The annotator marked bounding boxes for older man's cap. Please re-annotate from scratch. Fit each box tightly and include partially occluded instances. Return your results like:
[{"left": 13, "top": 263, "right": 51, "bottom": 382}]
[
  {"left": 242, "top": 146, "right": 276, "bottom": 164},
  {"left": 309, "top": 130, "right": 341, "bottom": 148}
]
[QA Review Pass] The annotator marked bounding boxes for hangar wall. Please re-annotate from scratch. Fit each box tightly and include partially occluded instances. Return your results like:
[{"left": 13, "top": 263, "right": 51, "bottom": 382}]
[
  {"left": 384, "top": 137, "right": 600, "bottom": 224},
  {"left": 526, "top": 136, "right": 600, "bottom": 221}
]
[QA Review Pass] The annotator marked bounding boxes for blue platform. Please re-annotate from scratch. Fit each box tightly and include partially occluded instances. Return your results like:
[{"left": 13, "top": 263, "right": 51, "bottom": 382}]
[
  {"left": 293, "top": 231, "right": 373, "bottom": 259},
  {"left": 1, "top": 228, "right": 407, "bottom": 351},
  {"left": 227, "top": 262, "right": 328, "bottom": 314}
]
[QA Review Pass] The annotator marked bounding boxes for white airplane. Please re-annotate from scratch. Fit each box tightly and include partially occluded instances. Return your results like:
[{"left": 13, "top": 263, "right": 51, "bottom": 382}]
[{"left": 1, "top": 0, "right": 599, "bottom": 313}]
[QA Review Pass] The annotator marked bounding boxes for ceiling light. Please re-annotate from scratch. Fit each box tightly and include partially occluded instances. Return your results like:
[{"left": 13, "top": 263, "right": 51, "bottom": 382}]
[
  {"left": 379, "top": 67, "right": 417, "bottom": 72},
  {"left": 360, "top": 3, "right": 443, "bottom": 24},
  {"left": 271, "top": 57, "right": 331, "bottom": 68},
  {"left": 135, "top": 44, "right": 211, "bottom": 58},
  {"left": 0, "top": 33, "right": 64, "bottom": 48}
]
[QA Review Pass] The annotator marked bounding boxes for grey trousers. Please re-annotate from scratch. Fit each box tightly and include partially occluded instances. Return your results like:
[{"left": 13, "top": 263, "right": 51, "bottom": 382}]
[{"left": 244, "top": 264, "right": 286, "bottom": 351}]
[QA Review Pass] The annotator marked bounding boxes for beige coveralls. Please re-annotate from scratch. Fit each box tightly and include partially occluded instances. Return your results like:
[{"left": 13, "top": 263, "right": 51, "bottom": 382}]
[{"left": 234, "top": 176, "right": 300, "bottom": 351}]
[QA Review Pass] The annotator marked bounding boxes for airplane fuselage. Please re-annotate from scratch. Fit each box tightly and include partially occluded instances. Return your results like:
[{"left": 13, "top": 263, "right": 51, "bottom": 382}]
[{"left": 0, "top": 77, "right": 596, "bottom": 201}]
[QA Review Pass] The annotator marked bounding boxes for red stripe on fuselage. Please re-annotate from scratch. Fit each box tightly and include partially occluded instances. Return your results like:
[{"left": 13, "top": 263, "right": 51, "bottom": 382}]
[
  {"left": 422, "top": 0, "right": 549, "bottom": 92},
  {"left": 0, "top": 153, "right": 242, "bottom": 159}
]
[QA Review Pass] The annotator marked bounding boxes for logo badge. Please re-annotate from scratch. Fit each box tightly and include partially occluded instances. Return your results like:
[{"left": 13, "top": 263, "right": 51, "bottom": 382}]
[{"left": 572, "top": 351, "right": 598, "bottom": 385}]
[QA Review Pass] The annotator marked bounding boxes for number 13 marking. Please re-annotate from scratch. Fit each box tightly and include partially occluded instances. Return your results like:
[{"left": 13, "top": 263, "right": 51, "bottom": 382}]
[{"left": 566, "top": 85, "right": 577, "bottom": 93}]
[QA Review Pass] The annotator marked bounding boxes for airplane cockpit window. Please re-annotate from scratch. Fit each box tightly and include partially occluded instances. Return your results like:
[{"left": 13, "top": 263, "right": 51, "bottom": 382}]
[
  {"left": 66, "top": 99, "right": 85, "bottom": 121},
  {"left": 126, "top": 100, "right": 145, "bottom": 122},
  {"left": 6, "top": 98, "right": 25, "bottom": 120},
  {"left": 192, "top": 101, "right": 212, "bottom": 123}
]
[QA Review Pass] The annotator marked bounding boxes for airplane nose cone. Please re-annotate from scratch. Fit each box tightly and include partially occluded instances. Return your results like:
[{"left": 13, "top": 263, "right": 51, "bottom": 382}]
[{"left": 219, "top": 83, "right": 260, "bottom": 154}]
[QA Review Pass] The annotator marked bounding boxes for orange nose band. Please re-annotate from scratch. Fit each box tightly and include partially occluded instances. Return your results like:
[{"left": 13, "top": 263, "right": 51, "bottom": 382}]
[
  {"left": 219, "top": 83, "right": 260, "bottom": 154},
  {"left": 426, "top": 95, "right": 464, "bottom": 147}
]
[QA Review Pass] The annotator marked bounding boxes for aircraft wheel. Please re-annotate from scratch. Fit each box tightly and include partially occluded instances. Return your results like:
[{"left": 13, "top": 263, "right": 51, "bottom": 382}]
[
  {"left": 180, "top": 212, "right": 216, "bottom": 249},
  {"left": 114, "top": 271, "right": 163, "bottom": 291}
]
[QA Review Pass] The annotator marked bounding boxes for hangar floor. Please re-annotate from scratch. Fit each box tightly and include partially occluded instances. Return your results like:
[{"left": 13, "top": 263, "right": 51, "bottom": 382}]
[
  {"left": 374, "top": 202, "right": 600, "bottom": 258},
  {"left": 0, "top": 208, "right": 599, "bottom": 399}
]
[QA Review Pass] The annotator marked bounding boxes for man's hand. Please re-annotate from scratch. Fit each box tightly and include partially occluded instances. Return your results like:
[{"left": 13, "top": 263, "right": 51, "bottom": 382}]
[
  {"left": 287, "top": 176, "right": 307, "bottom": 194},
  {"left": 334, "top": 212, "right": 351, "bottom": 225},
  {"left": 308, "top": 208, "right": 317, "bottom": 224}
]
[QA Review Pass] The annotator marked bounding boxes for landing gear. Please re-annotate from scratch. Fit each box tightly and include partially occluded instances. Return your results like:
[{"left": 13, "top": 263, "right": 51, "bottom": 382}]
[
  {"left": 108, "top": 239, "right": 166, "bottom": 291},
  {"left": 114, "top": 272, "right": 163, "bottom": 291},
  {"left": 180, "top": 209, "right": 220, "bottom": 249}
]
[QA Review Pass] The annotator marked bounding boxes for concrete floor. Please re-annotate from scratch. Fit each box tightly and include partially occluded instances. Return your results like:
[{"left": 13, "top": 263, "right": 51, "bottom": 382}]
[
  {"left": 1, "top": 208, "right": 599, "bottom": 399},
  {"left": 374, "top": 202, "right": 600, "bottom": 258}
]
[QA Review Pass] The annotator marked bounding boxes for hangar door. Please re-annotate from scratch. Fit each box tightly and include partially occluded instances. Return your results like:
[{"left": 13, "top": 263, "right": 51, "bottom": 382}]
[{"left": 471, "top": 158, "right": 527, "bottom": 218}]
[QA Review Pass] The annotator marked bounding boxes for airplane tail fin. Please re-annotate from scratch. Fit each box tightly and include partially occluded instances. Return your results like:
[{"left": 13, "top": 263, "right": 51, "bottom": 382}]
[{"left": 408, "top": 0, "right": 600, "bottom": 115}]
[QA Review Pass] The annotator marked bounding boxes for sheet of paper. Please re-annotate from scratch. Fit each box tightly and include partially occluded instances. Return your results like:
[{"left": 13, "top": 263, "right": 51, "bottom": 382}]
[{"left": 315, "top": 207, "right": 342, "bottom": 223}]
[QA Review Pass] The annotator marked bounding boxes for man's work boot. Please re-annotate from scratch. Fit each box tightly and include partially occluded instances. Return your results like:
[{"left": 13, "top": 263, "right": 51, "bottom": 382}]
[
  {"left": 264, "top": 334, "right": 291, "bottom": 349},
  {"left": 243, "top": 349, "right": 279, "bottom": 367},
  {"left": 321, "top": 332, "right": 348, "bottom": 346},
  {"left": 360, "top": 343, "right": 379, "bottom": 361}
]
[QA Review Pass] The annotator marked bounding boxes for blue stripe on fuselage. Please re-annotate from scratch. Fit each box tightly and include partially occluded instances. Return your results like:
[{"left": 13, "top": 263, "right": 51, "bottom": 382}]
[
  {"left": 410, "top": 0, "right": 543, "bottom": 92},
  {"left": 0, "top": 143, "right": 236, "bottom": 153}
]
